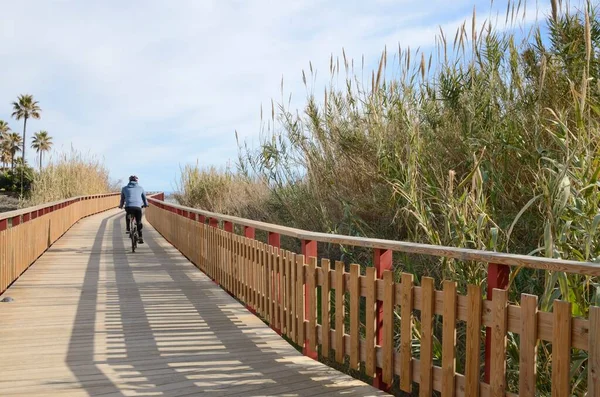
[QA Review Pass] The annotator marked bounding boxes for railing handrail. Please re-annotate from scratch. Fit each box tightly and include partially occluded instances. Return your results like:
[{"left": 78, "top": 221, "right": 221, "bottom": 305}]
[
  {"left": 0, "top": 192, "right": 121, "bottom": 222},
  {"left": 148, "top": 197, "right": 600, "bottom": 277}
]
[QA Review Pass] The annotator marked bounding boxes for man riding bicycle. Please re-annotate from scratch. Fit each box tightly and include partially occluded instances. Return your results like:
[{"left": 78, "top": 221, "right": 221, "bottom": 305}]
[{"left": 119, "top": 175, "right": 148, "bottom": 244}]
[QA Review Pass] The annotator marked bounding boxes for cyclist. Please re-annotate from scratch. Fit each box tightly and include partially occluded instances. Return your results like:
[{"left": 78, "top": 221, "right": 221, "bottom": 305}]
[{"left": 119, "top": 175, "right": 148, "bottom": 244}]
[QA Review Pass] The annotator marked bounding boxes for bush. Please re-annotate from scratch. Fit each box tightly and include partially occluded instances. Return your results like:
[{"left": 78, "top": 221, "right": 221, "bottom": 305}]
[{"left": 0, "top": 162, "right": 34, "bottom": 193}]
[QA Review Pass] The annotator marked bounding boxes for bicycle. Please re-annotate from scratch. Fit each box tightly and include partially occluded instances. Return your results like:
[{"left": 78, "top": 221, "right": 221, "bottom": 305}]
[{"left": 126, "top": 212, "right": 139, "bottom": 253}]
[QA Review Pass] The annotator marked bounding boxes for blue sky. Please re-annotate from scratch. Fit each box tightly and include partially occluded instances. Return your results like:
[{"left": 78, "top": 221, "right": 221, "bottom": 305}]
[{"left": 0, "top": 0, "right": 551, "bottom": 191}]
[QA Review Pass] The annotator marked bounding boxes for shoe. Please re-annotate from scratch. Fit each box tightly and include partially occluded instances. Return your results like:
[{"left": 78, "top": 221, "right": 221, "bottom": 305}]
[{"left": 138, "top": 238, "right": 144, "bottom": 244}]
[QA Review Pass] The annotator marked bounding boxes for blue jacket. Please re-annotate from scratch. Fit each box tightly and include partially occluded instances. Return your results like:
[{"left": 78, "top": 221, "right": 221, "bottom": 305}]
[{"left": 119, "top": 181, "right": 148, "bottom": 208}]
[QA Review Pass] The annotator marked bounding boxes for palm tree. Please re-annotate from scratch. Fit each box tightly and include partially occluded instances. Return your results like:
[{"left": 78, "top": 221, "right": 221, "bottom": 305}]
[
  {"left": 5, "top": 132, "right": 22, "bottom": 170},
  {"left": 31, "top": 131, "right": 53, "bottom": 170},
  {"left": 0, "top": 120, "right": 9, "bottom": 135},
  {"left": 0, "top": 120, "right": 9, "bottom": 169},
  {"left": 0, "top": 142, "right": 11, "bottom": 169},
  {"left": 11, "top": 94, "right": 41, "bottom": 194}
]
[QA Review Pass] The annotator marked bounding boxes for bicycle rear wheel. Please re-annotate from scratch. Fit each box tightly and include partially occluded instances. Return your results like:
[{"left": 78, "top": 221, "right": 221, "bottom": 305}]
[{"left": 130, "top": 218, "right": 137, "bottom": 253}]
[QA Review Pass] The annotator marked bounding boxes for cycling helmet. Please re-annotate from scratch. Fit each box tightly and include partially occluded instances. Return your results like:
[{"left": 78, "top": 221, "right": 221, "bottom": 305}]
[{"left": 129, "top": 175, "right": 138, "bottom": 182}]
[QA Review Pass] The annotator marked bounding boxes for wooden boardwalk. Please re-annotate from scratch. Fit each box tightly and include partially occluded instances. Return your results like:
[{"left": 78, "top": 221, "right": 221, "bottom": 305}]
[{"left": 0, "top": 209, "right": 386, "bottom": 397}]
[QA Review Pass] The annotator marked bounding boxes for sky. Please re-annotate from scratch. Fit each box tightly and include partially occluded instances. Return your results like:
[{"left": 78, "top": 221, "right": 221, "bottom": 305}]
[{"left": 0, "top": 0, "right": 551, "bottom": 192}]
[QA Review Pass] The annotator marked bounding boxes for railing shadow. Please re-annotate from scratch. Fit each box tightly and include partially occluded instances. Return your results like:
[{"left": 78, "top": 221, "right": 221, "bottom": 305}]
[{"left": 64, "top": 212, "right": 383, "bottom": 396}]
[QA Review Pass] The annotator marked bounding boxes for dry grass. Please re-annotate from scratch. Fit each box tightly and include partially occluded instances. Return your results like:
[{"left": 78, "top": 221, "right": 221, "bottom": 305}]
[
  {"left": 25, "top": 149, "right": 116, "bottom": 206},
  {"left": 174, "top": 162, "right": 269, "bottom": 219}
]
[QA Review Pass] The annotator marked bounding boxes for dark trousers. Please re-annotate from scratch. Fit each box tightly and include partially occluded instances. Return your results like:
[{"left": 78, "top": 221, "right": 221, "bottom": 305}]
[{"left": 125, "top": 207, "right": 143, "bottom": 237}]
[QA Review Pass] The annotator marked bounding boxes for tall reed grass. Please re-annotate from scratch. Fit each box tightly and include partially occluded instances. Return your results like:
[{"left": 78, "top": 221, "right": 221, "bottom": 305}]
[
  {"left": 177, "top": 1, "right": 599, "bottom": 393},
  {"left": 26, "top": 149, "right": 116, "bottom": 205}
]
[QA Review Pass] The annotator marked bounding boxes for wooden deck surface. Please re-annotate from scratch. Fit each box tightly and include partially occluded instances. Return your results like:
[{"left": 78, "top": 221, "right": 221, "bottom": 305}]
[{"left": 0, "top": 209, "right": 386, "bottom": 396}]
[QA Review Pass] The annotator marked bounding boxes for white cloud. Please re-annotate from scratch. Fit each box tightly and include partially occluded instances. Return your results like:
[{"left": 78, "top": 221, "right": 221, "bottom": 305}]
[{"left": 0, "top": 0, "right": 547, "bottom": 190}]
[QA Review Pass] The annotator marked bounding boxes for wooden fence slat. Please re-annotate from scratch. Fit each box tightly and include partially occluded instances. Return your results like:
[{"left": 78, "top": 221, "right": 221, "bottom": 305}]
[
  {"left": 335, "top": 261, "right": 345, "bottom": 364},
  {"left": 400, "top": 272, "right": 414, "bottom": 393},
  {"left": 383, "top": 270, "right": 394, "bottom": 385},
  {"left": 349, "top": 264, "right": 360, "bottom": 370},
  {"left": 272, "top": 246, "right": 278, "bottom": 328},
  {"left": 279, "top": 250, "right": 286, "bottom": 335},
  {"left": 465, "top": 284, "right": 481, "bottom": 397},
  {"left": 442, "top": 280, "right": 457, "bottom": 397},
  {"left": 490, "top": 288, "right": 508, "bottom": 397},
  {"left": 248, "top": 240, "right": 254, "bottom": 309},
  {"left": 259, "top": 242, "right": 264, "bottom": 316},
  {"left": 243, "top": 238, "right": 249, "bottom": 305},
  {"left": 420, "top": 277, "right": 435, "bottom": 397},
  {"left": 254, "top": 241, "right": 259, "bottom": 311},
  {"left": 518, "top": 294, "right": 538, "bottom": 397},
  {"left": 287, "top": 252, "right": 294, "bottom": 339},
  {"left": 291, "top": 252, "right": 298, "bottom": 343},
  {"left": 265, "top": 245, "right": 271, "bottom": 321},
  {"left": 552, "top": 300, "right": 571, "bottom": 397},
  {"left": 589, "top": 306, "right": 600, "bottom": 396},
  {"left": 308, "top": 257, "right": 317, "bottom": 352},
  {"left": 296, "top": 255, "right": 305, "bottom": 348},
  {"left": 321, "top": 259, "right": 331, "bottom": 358},
  {"left": 365, "top": 266, "right": 376, "bottom": 377}
]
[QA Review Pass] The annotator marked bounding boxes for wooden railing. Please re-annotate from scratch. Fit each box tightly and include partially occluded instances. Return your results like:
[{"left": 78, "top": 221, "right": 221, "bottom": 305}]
[
  {"left": 146, "top": 198, "right": 600, "bottom": 396},
  {"left": 0, "top": 193, "right": 120, "bottom": 294}
]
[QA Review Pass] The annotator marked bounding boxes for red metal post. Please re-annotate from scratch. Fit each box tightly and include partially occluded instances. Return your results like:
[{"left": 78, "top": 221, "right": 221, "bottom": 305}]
[
  {"left": 301, "top": 239, "right": 318, "bottom": 360},
  {"left": 484, "top": 263, "right": 510, "bottom": 382},
  {"left": 268, "top": 232, "right": 280, "bottom": 247},
  {"left": 0, "top": 218, "right": 7, "bottom": 231},
  {"left": 224, "top": 221, "right": 234, "bottom": 233},
  {"left": 244, "top": 226, "right": 255, "bottom": 239},
  {"left": 199, "top": 215, "right": 206, "bottom": 223},
  {"left": 23, "top": 212, "right": 30, "bottom": 223},
  {"left": 12, "top": 216, "right": 21, "bottom": 227},
  {"left": 209, "top": 218, "right": 218, "bottom": 228},
  {"left": 373, "top": 248, "right": 393, "bottom": 390}
]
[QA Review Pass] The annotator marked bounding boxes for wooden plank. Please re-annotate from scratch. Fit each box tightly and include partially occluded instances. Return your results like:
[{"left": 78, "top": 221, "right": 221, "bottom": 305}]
[
  {"left": 287, "top": 252, "right": 294, "bottom": 340},
  {"left": 465, "top": 284, "right": 482, "bottom": 397},
  {"left": 441, "top": 280, "right": 457, "bottom": 397},
  {"left": 291, "top": 252, "right": 298, "bottom": 343},
  {"left": 255, "top": 240, "right": 260, "bottom": 311},
  {"left": 335, "top": 261, "right": 345, "bottom": 364},
  {"left": 382, "top": 270, "right": 394, "bottom": 385},
  {"left": 518, "top": 294, "right": 538, "bottom": 397},
  {"left": 589, "top": 306, "right": 600, "bottom": 396},
  {"left": 321, "top": 259, "right": 331, "bottom": 358},
  {"left": 490, "top": 288, "right": 508, "bottom": 397},
  {"left": 296, "top": 255, "right": 305, "bottom": 349},
  {"left": 551, "top": 300, "right": 571, "bottom": 397},
  {"left": 349, "top": 264, "right": 360, "bottom": 370},
  {"left": 279, "top": 250, "right": 286, "bottom": 335},
  {"left": 365, "top": 267, "right": 376, "bottom": 377},
  {"left": 400, "top": 272, "right": 414, "bottom": 393},
  {"left": 420, "top": 277, "right": 434, "bottom": 397},
  {"left": 307, "top": 257, "right": 317, "bottom": 352},
  {"left": 264, "top": 244, "right": 270, "bottom": 321},
  {"left": 266, "top": 244, "right": 281, "bottom": 330}
]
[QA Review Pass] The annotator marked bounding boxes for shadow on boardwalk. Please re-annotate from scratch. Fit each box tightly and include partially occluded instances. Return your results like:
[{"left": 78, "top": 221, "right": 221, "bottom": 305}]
[{"left": 62, "top": 211, "right": 386, "bottom": 396}]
